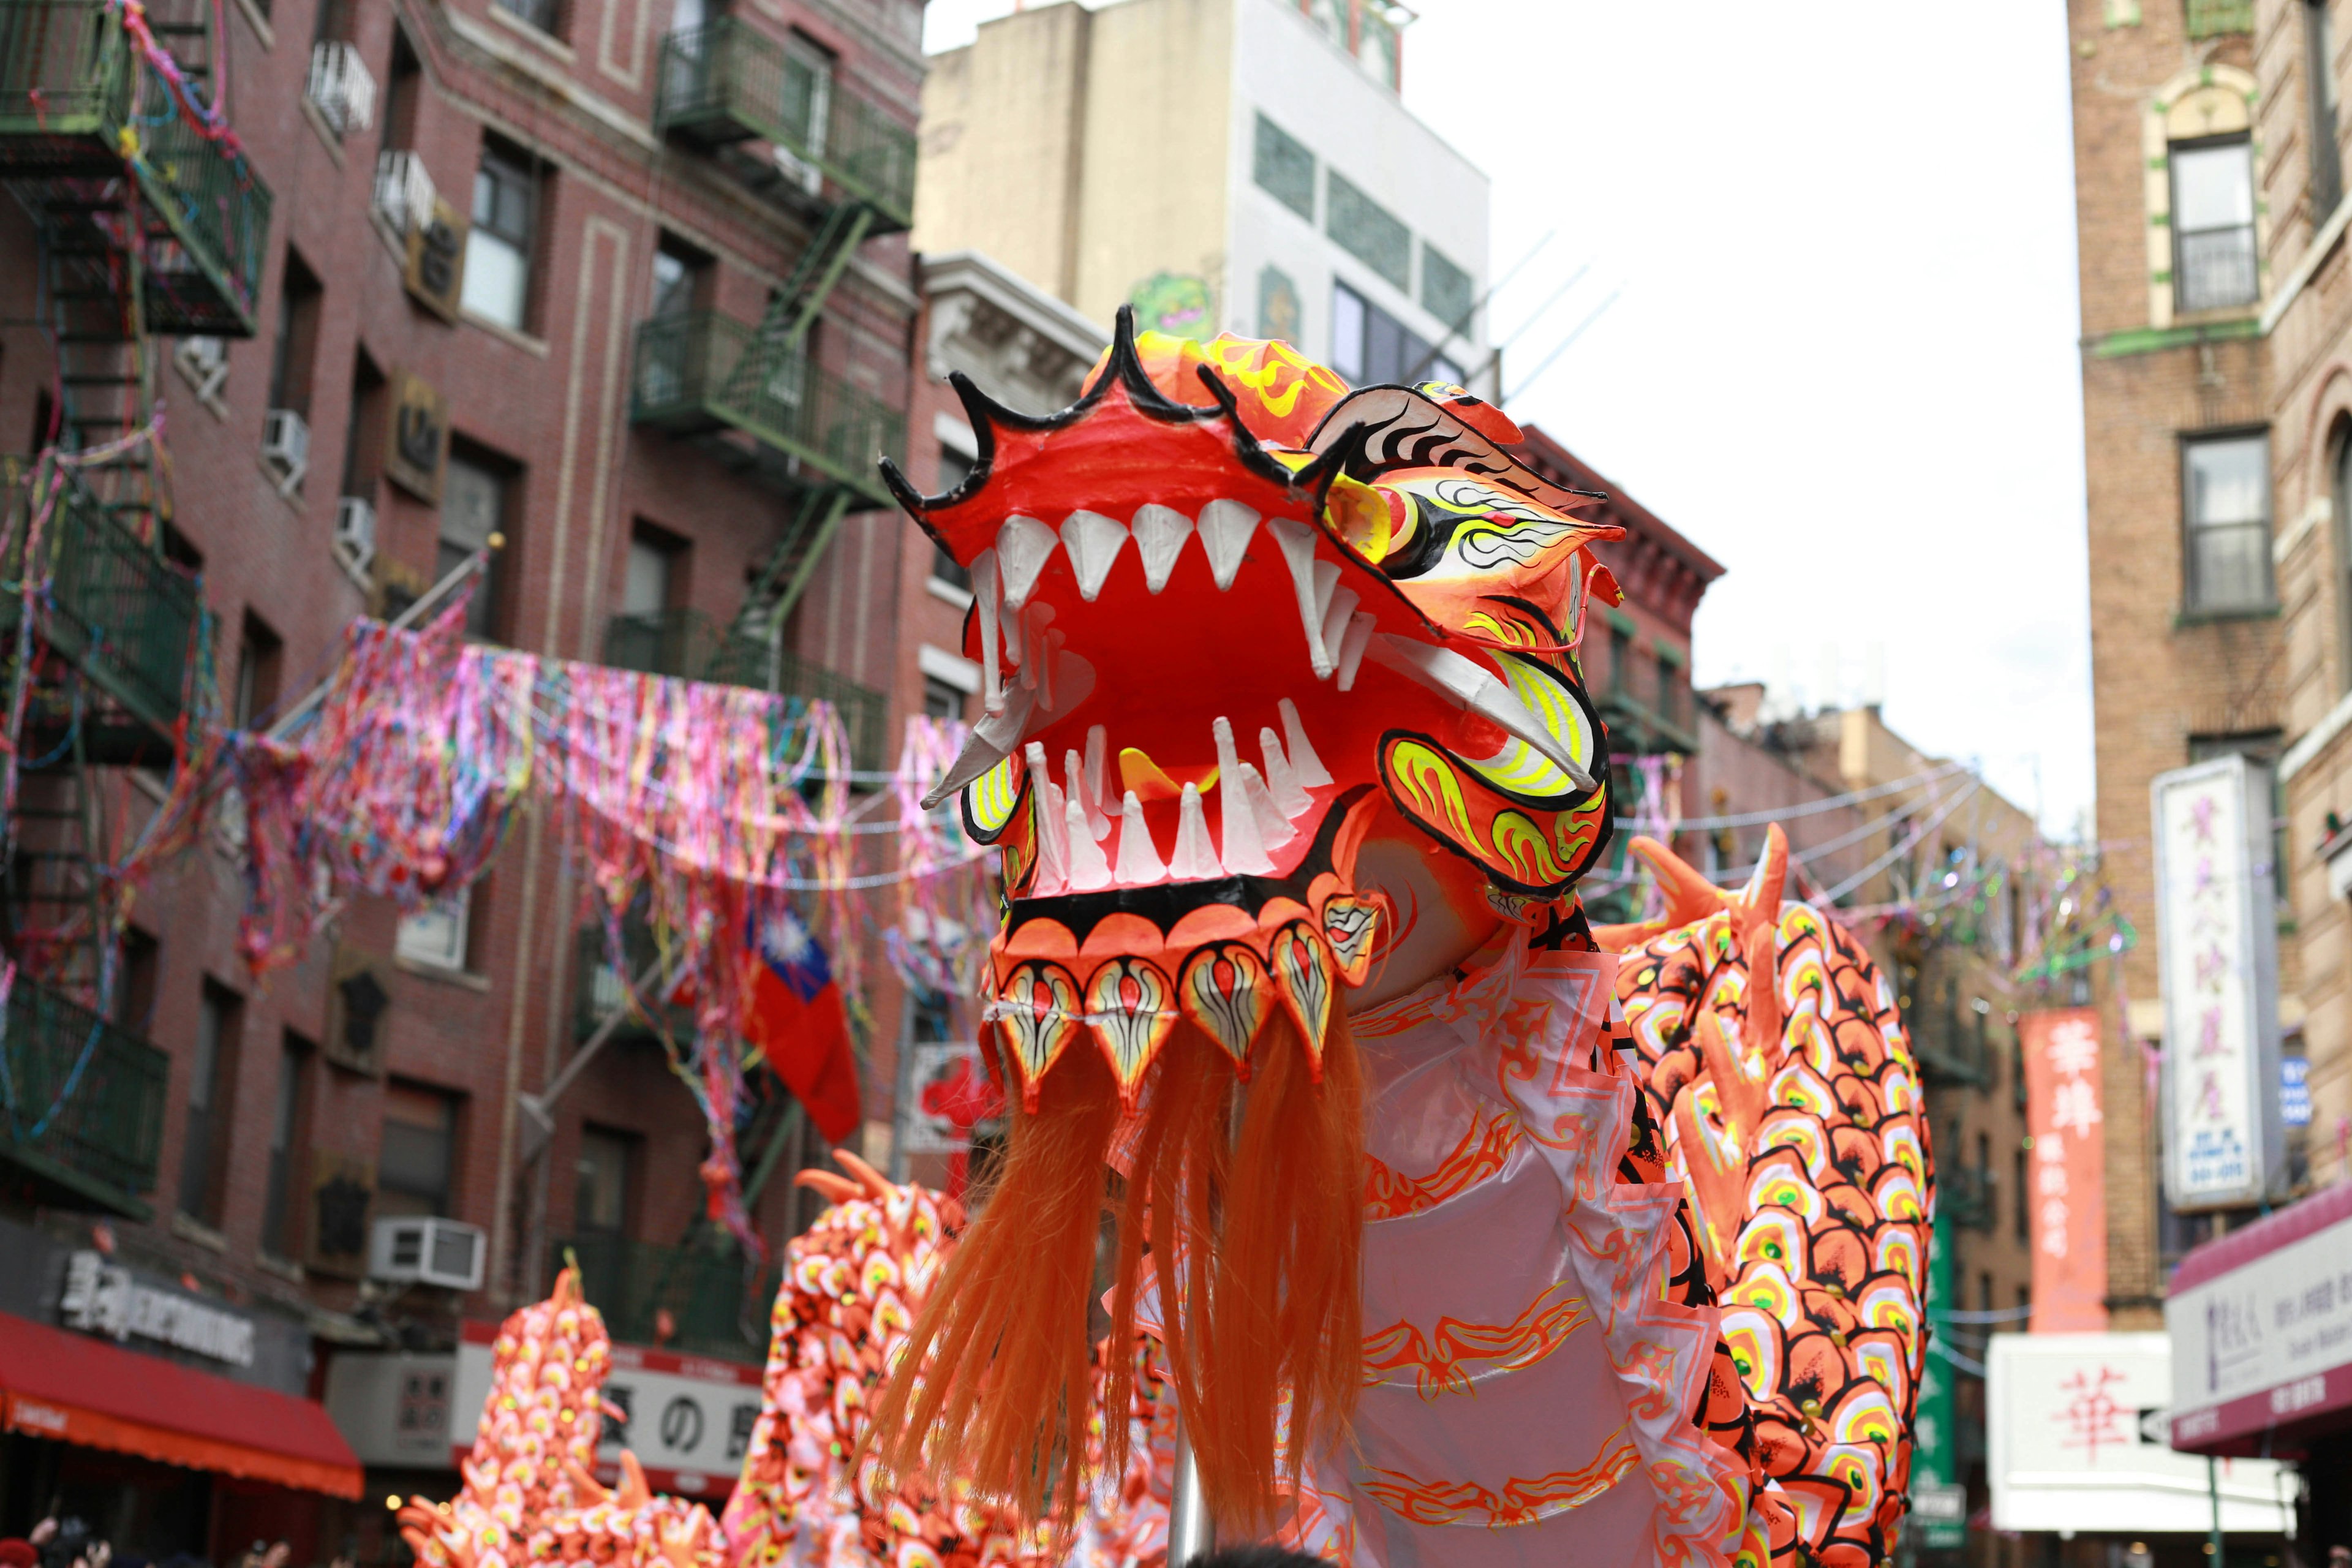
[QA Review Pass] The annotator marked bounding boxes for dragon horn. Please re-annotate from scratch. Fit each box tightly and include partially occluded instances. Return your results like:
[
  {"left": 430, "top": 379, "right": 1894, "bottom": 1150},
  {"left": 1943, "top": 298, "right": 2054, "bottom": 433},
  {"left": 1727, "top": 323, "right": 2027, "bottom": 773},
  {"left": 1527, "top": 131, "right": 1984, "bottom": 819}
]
[
  {"left": 794, "top": 1170, "right": 861, "bottom": 1205},
  {"left": 1737, "top": 824, "right": 1789, "bottom": 924},
  {"left": 1625, "top": 835, "right": 1729, "bottom": 927},
  {"left": 831, "top": 1149, "right": 895, "bottom": 1199}
]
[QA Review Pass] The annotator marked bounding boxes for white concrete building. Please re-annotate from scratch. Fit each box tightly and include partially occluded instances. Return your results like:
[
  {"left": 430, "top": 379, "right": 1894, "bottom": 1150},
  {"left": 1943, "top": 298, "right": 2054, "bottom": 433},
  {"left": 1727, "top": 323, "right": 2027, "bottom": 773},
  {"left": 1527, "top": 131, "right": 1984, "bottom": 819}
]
[{"left": 913, "top": 0, "right": 1493, "bottom": 396}]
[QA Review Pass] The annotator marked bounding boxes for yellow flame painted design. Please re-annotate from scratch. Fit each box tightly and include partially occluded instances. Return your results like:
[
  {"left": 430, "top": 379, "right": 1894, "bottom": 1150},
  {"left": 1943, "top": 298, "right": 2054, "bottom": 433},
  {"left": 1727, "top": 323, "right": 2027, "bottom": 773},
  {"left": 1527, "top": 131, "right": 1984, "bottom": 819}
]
[
  {"left": 1385, "top": 741, "right": 1475, "bottom": 843},
  {"left": 965, "top": 756, "right": 1021, "bottom": 839},
  {"left": 1490, "top": 810, "right": 1570, "bottom": 888}
]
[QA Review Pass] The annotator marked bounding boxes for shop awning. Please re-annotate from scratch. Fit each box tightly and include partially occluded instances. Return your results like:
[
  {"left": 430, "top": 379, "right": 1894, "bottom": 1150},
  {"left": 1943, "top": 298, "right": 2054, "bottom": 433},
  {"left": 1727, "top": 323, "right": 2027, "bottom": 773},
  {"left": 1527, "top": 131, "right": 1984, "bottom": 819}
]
[
  {"left": 0, "top": 1309, "right": 363, "bottom": 1498},
  {"left": 2165, "top": 1181, "right": 2352, "bottom": 1458}
]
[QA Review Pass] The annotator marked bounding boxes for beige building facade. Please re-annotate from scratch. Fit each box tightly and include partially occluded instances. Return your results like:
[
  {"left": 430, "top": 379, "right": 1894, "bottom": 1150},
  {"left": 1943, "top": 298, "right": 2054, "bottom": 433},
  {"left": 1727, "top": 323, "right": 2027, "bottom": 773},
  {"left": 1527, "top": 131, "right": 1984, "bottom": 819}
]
[{"left": 2067, "top": 0, "right": 2294, "bottom": 1319}]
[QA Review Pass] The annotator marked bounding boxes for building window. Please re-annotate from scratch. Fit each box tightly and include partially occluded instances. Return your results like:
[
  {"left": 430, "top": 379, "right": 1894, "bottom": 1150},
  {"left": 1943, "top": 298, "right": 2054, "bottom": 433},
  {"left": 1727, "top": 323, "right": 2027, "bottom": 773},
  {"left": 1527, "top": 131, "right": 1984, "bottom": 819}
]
[
  {"left": 1253, "top": 113, "right": 1316, "bottom": 220},
  {"left": 115, "top": 927, "right": 159, "bottom": 1038},
  {"left": 1356, "top": 2, "right": 1401, "bottom": 89},
  {"left": 2013, "top": 1144, "right": 2029, "bottom": 1242},
  {"left": 2187, "top": 0, "right": 2256, "bottom": 36},
  {"left": 650, "top": 233, "right": 710, "bottom": 318},
  {"left": 1326, "top": 171, "right": 1411, "bottom": 292},
  {"left": 576, "top": 1126, "right": 636, "bottom": 1235},
  {"left": 234, "top": 613, "right": 284, "bottom": 730},
  {"left": 379, "top": 1082, "right": 459, "bottom": 1219},
  {"left": 464, "top": 138, "right": 539, "bottom": 330},
  {"left": 1422, "top": 243, "right": 1473, "bottom": 334},
  {"left": 930, "top": 542, "right": 971, "bottom": 595},
  {"left": 2182, "top": 431, "right": 2272, "bottom": 612},
  {"left": 1608, "top": 620, "right": 1633, "bottom": 698},
  {"left": 937, "top": 444, "right": 974, "bottom": 497},
  {"left": 2311, "top": 1, "right": 2345, "bottom": 219},
  {"left": 494, "top": 0, "right": 561, "bottom": 38},
  {"left": 398, "top": 888, "right": 473, "bottom": 971},
  {"left": 441, "top": 450, "right": 511, "bottom": 639},
  {"left": 2171, "top": 136, "right": 2258, "bottom": 313},
  {"left": 1330, "top": 281, "right": 1460, "bottom": 389},
  {"left": 178, "top": 983, "right": 242, "bottom": 1226},
  {"left": 2338, "top": 425, "right": 2352, "bottom": 692},
  {"left": 625, "top": 523, "right": 685, "bottom": 617},
  {"left": 268, "top": 250, "right": 323, "bottom": 421},
  {"left": 263, "top": 1033, "right": 312, "bottom": 1259},
  {"left": 923, "top": 675, "right": 965, "bottom": 722}
]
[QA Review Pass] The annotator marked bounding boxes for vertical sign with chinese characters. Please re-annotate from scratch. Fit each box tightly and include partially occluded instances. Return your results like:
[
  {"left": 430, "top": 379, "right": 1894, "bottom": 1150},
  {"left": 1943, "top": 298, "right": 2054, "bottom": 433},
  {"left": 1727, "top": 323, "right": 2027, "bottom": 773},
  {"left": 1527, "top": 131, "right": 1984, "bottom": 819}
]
[
  {"left": 2152, "top": 756, "right": 2283, "bottom": 1212},
  {"left": 1911, "top": 1215, "right": 1967, "bottom": 1548},
  {"left": 2021, "top": 1008, "right": 2109, "bottom": 1332}
]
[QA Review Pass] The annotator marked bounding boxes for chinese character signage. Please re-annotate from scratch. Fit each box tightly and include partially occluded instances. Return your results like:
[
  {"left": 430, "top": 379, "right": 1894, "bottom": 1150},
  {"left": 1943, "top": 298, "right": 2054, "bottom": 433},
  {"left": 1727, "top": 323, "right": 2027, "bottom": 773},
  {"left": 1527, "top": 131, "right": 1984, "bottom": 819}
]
[
  {"left": 2151, "top": 756, "right": 2283, "bottom": 1212},
  {"left": 2166, "top": 1190, "right": 2352, "bottom": 1452},
  {"left": 2020, "top": 1008, "right": 2108, "bottom": 1333},
  {"left": 1988, "top": 1332, "right": 2292, "bottom": 1532}
]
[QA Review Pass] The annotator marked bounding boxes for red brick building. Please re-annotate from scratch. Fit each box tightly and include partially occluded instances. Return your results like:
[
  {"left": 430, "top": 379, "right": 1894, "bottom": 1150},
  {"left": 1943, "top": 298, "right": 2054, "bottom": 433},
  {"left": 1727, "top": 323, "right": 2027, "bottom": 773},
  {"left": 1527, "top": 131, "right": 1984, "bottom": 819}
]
[{"left": 0, "top": 0, "right": 924, "bottom": 1551}]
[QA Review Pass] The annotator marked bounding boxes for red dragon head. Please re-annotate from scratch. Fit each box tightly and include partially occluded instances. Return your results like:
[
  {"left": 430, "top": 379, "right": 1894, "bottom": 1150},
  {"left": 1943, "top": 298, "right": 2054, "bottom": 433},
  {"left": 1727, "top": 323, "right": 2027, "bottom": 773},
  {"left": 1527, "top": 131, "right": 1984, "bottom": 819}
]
[{"left": 891, "top": 311, "right": 1626, "bottom": 1106}]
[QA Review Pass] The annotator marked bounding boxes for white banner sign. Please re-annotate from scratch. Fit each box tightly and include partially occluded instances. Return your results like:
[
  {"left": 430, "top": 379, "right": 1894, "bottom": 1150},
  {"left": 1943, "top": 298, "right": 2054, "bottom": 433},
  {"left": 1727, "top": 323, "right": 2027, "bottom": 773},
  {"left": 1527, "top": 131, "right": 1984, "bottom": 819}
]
[
  {"left": 1989, "top": 1332, "right": 2292, "bottom": 1533},
  {"left": 2152, "top": 756, "right": 2282, "bottom": 1211},
  {"left": 58, "top": 1250, "right": 256, "bottom": 1367},
  {"left": 454, "top": 1322, "right": 763, "bottom": 1499},
  {"left": 2168, "top": 1193, "right": 2352, "bottom": 1450}
]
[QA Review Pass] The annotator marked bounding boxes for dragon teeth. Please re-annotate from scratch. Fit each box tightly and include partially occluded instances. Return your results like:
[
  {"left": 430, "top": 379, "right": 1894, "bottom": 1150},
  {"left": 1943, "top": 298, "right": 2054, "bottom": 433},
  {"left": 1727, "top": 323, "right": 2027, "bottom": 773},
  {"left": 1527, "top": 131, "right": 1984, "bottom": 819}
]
[
  {"left": 1267, "top": 517, "right": 1332, "bottom": 678},
  {"left": 1280, "top": 698, "right": 1332, "bottom": 788},
  {"left": 1334, "top": 612, "right": 1376, "bottom": 692},
  {"left": 1170, "top": 783, "right": 1221, "bottom": 880},
  {"left": 1065, "top": 791, "right": 1114, "bottom": 891},
  {"left": 1114, "top": 790, "right": 1167, "bottom": 885},
  {"left": 1212, "top": 715, "right": 1273, "bottom": 874},
  {"left": 997, "top": 514, "right": 1059, "bottom": 611},
  {"left": 1059, "top": 510, "right": 1127, "bottom": 601},
  {"left": 1198, "top": 499, "right": 1260, "bottom": 592},
  {"left": 1131, "top": 504, "right": 1194, "bottom": 594},
  {"left": 1260, "top": 725, "right": 1314, "bottom": 820}
]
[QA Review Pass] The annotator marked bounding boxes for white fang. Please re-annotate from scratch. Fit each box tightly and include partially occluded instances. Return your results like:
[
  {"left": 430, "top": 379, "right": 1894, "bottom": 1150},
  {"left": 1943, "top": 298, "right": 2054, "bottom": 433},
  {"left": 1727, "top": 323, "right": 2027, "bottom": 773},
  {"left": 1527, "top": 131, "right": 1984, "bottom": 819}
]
[
  {"left": 1115, "top": 790, "right": 1167, "bottom": 885},
  {"left": 1130, "top": 504, "right": 1194, "bottom": 594},
  {"left": 1212, "top": 716, "right": 1273, "bottom": 874},
  {"left": 1268, "top": 517, "right": 1332, "bottom": 677},
  {"left": 997, "top": 514, "right": 1060, "bottom": 611},
  {"left": 1065, "top": 792, "right": 1114, "bottom": 891},
  {"left": 1197, "top": 499, "right": 1261, "bottom": 592},
  {"left": 1171, "top": 783, "right": 1221, "bottom": 880},
  {"left": 1279, "top": 697, "right": 1333, "bottom": 788},
  {"left": 1060, "top": 510, "right": 1128, "bottom": 601},
  {"left": 1259, "top": 725, "right": 1313, "bottom": 820}
]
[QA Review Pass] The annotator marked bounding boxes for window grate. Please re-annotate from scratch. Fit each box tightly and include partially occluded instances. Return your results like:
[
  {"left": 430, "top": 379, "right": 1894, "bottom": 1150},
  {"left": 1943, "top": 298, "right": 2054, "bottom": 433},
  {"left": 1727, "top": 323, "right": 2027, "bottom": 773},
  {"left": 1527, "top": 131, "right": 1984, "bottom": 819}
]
[
  {"left": 1422, "top": 243, "right": 1472, "bottom": 332},
  {"left": 1327, "top": 170, "right": 1411, "bottom": 291},
  {"left": 2185, "top": 0, "right": 2253, "bottom": 37},
  {"left": 1253, "top": 113, "right": 1315, "bottom": 220}
]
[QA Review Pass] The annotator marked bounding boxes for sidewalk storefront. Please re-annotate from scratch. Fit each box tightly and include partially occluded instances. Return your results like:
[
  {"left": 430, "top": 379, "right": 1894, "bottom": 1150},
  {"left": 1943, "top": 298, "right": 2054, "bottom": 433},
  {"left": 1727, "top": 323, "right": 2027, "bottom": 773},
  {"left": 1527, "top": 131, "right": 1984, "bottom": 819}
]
[
  {"left": 2166, "top": 1182, "right": 2352, "bottom": 1547},
  {"left": 0, "top": 1277, "right": 360, "bottom": 1561}
]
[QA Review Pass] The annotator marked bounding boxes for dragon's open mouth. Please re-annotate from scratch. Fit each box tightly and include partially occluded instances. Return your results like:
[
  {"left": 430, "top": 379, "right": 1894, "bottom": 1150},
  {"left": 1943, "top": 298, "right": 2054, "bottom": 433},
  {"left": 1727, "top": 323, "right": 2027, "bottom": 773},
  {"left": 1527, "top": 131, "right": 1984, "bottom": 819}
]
[{"left": 887, "top": 315, "right": 1624, "bottom": 1104}]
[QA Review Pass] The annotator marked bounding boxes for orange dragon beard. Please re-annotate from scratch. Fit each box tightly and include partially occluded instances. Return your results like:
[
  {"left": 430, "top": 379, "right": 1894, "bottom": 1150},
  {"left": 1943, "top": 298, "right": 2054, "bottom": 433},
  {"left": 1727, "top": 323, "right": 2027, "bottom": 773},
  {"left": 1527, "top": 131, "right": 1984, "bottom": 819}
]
[{"left": 867, "top": 1011, "right": 1363, "bottom": 1536}]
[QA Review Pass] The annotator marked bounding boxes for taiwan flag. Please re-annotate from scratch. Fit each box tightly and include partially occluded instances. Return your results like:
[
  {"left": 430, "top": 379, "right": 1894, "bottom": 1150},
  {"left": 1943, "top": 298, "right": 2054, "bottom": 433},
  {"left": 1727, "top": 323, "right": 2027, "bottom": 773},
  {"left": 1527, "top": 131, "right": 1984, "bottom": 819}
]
[{"left": 742, "top": 901, "right": 862, "bottom": 1145}]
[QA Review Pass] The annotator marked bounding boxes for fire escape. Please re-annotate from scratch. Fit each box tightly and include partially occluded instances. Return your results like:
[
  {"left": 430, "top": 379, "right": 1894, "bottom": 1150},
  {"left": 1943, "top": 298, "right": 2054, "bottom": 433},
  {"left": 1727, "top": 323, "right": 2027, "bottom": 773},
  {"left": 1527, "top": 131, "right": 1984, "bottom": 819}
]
[{"left": 0, "top": 0, "right": 270, "bottom": 1218}]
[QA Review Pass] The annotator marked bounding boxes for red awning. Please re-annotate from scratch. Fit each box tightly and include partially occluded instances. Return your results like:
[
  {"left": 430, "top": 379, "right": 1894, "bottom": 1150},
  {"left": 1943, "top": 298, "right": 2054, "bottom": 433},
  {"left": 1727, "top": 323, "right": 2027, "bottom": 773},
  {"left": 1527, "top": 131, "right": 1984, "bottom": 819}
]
[{"left": 0, "top": 1310, "right": 362, "bottom": 1498}]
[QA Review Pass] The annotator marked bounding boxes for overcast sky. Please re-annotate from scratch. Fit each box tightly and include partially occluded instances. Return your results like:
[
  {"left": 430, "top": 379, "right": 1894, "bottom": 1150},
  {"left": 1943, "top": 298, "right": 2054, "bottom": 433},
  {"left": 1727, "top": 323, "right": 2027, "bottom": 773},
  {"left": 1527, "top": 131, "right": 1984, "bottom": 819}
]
[{"left": 922, "top": 1, "right": 2093, "bottom": 837}]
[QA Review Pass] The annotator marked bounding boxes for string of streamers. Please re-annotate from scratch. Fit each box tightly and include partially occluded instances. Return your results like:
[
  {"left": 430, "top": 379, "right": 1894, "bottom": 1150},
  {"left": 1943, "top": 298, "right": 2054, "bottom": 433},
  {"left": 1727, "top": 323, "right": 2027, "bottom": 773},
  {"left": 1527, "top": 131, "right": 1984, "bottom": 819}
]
[{"left": 237, "top": 605, "right": 1002, "bottom": 1253}]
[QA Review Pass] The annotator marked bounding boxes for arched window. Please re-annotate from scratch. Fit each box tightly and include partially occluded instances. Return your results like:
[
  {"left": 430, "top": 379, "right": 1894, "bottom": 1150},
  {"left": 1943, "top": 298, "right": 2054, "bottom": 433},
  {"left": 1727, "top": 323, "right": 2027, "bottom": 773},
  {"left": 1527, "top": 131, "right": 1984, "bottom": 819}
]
[
  {"left": 2144, "top": 65, "right": 2266, "bottom": 327},
  {"left": 2333, "top": 418, "right": 2352, "bottom": 690}
]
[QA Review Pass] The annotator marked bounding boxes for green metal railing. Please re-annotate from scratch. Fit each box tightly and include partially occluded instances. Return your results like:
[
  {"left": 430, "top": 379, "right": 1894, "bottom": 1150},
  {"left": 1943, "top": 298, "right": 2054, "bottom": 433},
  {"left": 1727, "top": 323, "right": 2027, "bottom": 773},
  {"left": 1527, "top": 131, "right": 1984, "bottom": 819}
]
[
  {"left": 559, "top": 1232, "right": 778, "bottom": 1363},
  {"left": 2185, "top": 0, "right": 2254, "bottom": 36},
  {"left": 0, "top": 2, "right": 273, "bottom": 334},
  {"left": 0, "top": 459, "right": 199, "bottom": 742},
  {"left": 1, "top": 974, "right": 169, "bottom": 1216},
  {"left": 654, "top": 18, "right": 917, "bottom": 226},
  {"left": 137, "top": 66, "right": 274, "bottom": 335},
  {"left": 1939, "top": 1164, "right": 1994, "bottom": 1232},
  {"left": 631, "top": 308, "right": 904, "bottom": 503},
  {"left": 0, "top": 0, "right": 129, "bottom": 164},
  {"left": 601, "top": 606, "right": 889, "bottom": 775}
]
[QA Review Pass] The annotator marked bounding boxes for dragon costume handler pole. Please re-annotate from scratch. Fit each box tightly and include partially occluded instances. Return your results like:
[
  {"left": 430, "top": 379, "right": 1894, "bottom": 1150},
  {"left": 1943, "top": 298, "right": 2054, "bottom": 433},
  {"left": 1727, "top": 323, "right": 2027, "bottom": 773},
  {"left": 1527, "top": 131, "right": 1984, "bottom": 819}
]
[{"left": 1167, "top": 1433, "right": 1212, "bottom": 1563}]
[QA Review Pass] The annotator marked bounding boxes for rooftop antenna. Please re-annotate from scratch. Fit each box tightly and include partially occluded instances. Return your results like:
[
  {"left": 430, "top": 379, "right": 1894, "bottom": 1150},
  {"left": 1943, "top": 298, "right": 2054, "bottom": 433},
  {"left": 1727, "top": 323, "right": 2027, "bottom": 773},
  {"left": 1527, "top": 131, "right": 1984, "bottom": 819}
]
[
  {"left": 1404, "top": 226, "right": 1559, "bottom": 384},
  {"left": 1503, "top": 283, "right": 1624, "bottom": 405}
]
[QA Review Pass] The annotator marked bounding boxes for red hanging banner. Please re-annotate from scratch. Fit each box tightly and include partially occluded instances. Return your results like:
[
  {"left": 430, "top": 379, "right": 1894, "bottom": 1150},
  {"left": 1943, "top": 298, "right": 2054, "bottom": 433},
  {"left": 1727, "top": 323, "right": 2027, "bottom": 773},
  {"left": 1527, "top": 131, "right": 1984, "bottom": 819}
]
[{"left": 2019, "top": 1007, "right": 2109, "bottom": 1333}]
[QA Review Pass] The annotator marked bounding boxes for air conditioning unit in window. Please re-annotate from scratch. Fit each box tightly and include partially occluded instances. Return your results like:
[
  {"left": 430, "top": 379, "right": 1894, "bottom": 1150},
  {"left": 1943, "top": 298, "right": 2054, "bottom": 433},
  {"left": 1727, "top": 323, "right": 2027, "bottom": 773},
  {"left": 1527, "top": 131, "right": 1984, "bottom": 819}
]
[
  {"left": 173, "top": 336, "right": 228, "bottom": 402},
  {"left": 261, "top": 407, "right": 310, "bottom": 496},
  {"left": 374, "top": 149, "right": 437, "bottom": 235},
  {"left": 307, "top": 40, "right": 377, "bottom": 137},
  {"left": 332, "top": 495, "right": 377, "bottom": 586},
  {"left": 369, "top": 1216, "right": 486, "bottom": 1291}
]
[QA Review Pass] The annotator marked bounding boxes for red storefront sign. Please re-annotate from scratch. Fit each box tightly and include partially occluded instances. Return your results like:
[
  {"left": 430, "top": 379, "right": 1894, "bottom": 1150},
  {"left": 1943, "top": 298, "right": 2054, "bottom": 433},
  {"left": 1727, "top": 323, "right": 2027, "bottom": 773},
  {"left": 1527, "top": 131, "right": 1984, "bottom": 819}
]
[{"left": 2020, "top": 1008, "right": 2109, "bottom": 1333}]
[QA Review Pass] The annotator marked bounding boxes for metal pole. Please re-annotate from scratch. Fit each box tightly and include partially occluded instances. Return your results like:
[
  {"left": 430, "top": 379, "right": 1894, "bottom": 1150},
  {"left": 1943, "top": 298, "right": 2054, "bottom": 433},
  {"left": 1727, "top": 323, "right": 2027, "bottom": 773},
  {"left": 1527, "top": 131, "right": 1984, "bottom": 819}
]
[
  {"left": 2209, "top": 1453, "right": 2226, "bottom": 1568},
  {"left": 1166, "top": 1430, "right": 1212, "bottom": 1565},
  {"left": 263, "top": 543, "right": 497, "bottom": 741}
]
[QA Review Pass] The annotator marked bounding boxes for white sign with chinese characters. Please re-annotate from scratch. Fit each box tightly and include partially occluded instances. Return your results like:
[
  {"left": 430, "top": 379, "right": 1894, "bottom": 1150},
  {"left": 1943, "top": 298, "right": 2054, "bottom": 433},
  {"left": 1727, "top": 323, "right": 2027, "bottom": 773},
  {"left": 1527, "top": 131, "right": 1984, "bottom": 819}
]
[
  {"left": 58, "top": 1250, "right": 257, "bottom": 1367},
  {"left": 1988, "top": 1333, "right": 2293, "bottom": 1532},
  {"left": 2166, "top": 1199, "right": 2352, "bottom": 1450},
  {"left": 2151, "top": 756, "right": 2283, "bottom": 1212}
]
